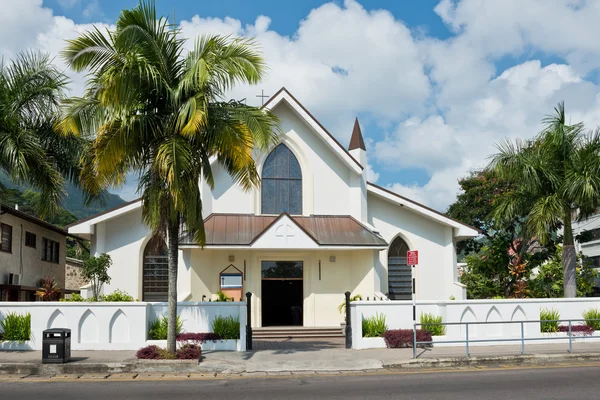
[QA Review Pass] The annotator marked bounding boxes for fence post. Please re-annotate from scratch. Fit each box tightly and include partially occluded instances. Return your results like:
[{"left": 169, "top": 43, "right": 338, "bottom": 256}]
[
  {"left": 568, "top": 320, "right": 572, "bottom": 353},
  {"left": 246, "top": 292, "right": 252, "bottom": 351},
  {"left": 520, "top": 321, "right": 525, "bottom": 355},
  {"left": 465, "top": 323, "right": 470, "bottom": 358},
  {"left": 413, "top": 324, "right": 417, "bottom": 359},
  {"left": 345, "top": 291, "right": 352, "bottom": 349}
]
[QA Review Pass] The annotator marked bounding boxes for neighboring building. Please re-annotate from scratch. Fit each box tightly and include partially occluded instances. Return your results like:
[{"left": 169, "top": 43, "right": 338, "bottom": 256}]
[
  {"left": 572, "top": 212, "right": 600, "bottom": 291},
  {"left": 65, "top": 257, "right": 88, "bottom": 291},
  {"left": 0, "top": 204, "right": 69, "bottom": 301},
  {"left": 68, "top": 88, "right": 478, "bottom": 328}
]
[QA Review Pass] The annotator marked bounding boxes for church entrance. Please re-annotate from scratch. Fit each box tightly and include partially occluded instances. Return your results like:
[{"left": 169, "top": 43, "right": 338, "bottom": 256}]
[{"left": 261, "top": 261, "right": 303, "bottom": 327}]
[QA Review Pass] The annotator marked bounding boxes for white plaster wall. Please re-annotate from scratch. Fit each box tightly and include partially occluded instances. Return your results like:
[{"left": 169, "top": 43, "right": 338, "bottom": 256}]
[
  {"left": 351, "top": 298, "right": 600, "bottom": 349},
  {"left": 368, "top": 194, "right": 457, "bottom": 301},
  {"left": 0, "top": 302, "right": 245, "bottom": 351},
  {"left": 205, "top": 102, "right": 361, "bottom": 219}
]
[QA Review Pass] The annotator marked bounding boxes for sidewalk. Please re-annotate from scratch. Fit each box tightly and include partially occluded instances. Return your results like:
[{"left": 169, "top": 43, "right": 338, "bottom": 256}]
[{"left": 1, "top": 342, "right": 600, "bottom": 377}]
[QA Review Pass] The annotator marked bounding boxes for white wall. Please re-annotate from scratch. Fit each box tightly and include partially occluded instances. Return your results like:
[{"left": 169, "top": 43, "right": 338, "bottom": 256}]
[
  {"left": 368, "top": 195, "right": 458, "bottom": 301},
  {"left": 351, "top": 298, "right": 600, "bottom": 349},
  {"left": 0, "top": 301, "right": 245, "bottom": 351}
]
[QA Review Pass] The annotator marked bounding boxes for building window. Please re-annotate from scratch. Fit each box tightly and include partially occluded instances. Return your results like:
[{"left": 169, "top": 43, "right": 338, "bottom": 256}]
[
  {"left": 0, "top": 223, "right": 13, "bottom": 253},
  {"left": 42, "top": 238, "right": 60, "bottom": 263},
  {"left": 143, "top": 237, "right": 168, "bottom": 302},
  {"left": 220, "top": 274, "right": 243, "bottom": 289},
  {"left": 388, "top": 237, "right": 411, "bottom": 300},
  {"left": 261, "top": 144, "right": 302, "bottom": 215},
  {"left": 587, "top": 255, "right": 600, "bottom": 268},
  {"left": 25, "top": 231, "right": 36, "bottom": 248}
]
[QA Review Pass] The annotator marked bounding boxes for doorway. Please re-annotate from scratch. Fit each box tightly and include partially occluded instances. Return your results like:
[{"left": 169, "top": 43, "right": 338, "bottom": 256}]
[{"left": 261, "top": 261, "right": 303, "bottom": 327}]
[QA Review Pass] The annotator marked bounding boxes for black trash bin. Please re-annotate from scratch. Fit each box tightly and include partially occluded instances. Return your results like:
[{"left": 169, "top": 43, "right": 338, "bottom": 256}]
[{"left": 42, "top": 328, "right": 71, "bottom": 364}]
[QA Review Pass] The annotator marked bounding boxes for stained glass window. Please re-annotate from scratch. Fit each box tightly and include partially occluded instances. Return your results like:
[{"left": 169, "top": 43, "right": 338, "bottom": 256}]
[{"left": 261, "top": 144, "right": 302, "bottom": 215}]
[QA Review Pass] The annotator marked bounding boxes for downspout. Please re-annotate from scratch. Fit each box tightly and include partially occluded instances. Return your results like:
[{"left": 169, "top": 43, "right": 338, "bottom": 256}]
[{"left": 20, "top": 224, "right": 24, "bottom": 277}]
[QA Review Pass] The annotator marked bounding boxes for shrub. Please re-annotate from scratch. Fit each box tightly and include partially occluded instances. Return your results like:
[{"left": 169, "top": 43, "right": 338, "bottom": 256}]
[
  {"left": 420, "top": 313, "right": 445, "bottom": 336},
  {"left": 101, "top": 290, "right": 136, "bottom": 302},
  {"left": 0, "top": 312, "right": 31, "bottom": 342},
  {"left": 558, "top": 325, "right": 594, "bottom": 336},
  {"left": 60, "top": 293, "right": 87, "bottom": 302},
  {"left": 36, "top": 277, "right": 61, "bottom": 301},
  {"left": 148, "top": 315, "right": 183, "bottom": 340},
  {"left": 540, "top": 308, "right": 560, "bottom": 333},
  {"left": 215, "top": 291, "right": 230, "bottom": 302},
  {"left": 337, "top": 294, "right": 363, "bottom": 317},
  {"left": 383, "top": 329, "right": 432, "bottom": 348},
  {"left": 362, "top": 313, "right": 387, "bottom": 338},
  {"left": 582, "top": 309, "right": 600, "bottom": 331},
  {"left": 136, "top": 345, "right": 162, "bottom": 359},
  {"left": 176, "top": 344, "right": 202, "bottom": 360},
  {"left": 211, "top": 316, "right": 240, "bottom": 339},
  {"left": 177, "top": 332, "right": 221, "bottom": 344}
]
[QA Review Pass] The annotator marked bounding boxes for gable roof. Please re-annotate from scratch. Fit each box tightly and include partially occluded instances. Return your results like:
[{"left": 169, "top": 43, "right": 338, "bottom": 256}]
[
  {"left": 349, "top": 117, "right": 366, "bottom": 151},
  {"left": 0, "top": 203, "right": 80, "bottom": 239},
  {"left": 366, "top": 182, "right": 480, "bottom": 239},
  {"left": 262, "top": 87, "right": 364, "bottom": 174},
  {"left": 179, "top": 213, "right": 387, "bottom": 247}
]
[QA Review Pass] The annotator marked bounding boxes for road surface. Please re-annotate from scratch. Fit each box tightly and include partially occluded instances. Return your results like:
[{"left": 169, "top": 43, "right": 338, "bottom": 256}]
[{"left": 1, "top": 365, "right": 598, "bottom": 399}]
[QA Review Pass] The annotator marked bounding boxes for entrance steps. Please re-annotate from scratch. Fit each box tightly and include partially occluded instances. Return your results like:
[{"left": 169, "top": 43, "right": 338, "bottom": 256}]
[{"left": 253, "top": 327, "right": 343, "bottom": 339}]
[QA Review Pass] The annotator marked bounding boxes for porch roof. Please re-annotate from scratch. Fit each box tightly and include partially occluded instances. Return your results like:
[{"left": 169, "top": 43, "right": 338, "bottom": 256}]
[{"left": 179, "top": 213, "right": 388, "bottom": 247}]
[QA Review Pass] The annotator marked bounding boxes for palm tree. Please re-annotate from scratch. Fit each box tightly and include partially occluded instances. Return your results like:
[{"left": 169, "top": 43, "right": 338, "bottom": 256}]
[
  {"left": 489, "top": 102, "right": 600, "bottom": 297},
  {"left": 0, "top": 52, "right": 83, "bottom": 217},
  {"left": 59, "top": 0, "right": 280, "bottom": 352}
]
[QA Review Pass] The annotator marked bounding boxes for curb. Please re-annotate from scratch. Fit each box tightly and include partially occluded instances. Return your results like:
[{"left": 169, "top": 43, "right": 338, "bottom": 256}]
[{"left": 383, "top": 352, "right": 600, "bottom": 370}]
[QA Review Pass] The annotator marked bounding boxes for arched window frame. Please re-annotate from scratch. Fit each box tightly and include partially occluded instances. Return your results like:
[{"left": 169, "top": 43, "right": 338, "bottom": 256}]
[
  {"left": 387, "top": 236, "right": 412, "bottom": 300},
  {"left": 142, "top": 237, "right": 168, "bottom": 302},
  {"left": 261, "top": 143, "right": 303, "bottom": 215}
]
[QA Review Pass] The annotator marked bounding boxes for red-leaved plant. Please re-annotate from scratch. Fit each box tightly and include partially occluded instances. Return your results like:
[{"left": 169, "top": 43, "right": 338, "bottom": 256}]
[
  {"left": 176, "top": 333, "right": 221, "bottom": 345},
  {"left": 382, "top": 329, "right": 432, "bottom": 348},
  {"left": 36, "top": 276, "right": 61, "bottom": 301},
  {"left": 558, "top": 325, "right": 594, "bottom": 336}
]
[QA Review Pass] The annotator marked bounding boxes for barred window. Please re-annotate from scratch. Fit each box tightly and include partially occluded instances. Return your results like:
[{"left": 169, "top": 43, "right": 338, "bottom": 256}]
[
  {"left": 261, "top": 144, "right": 302, "bottom": 215},
  {"left": 143, "top": 237, "right": 169, "bottom": 302},
  {"left": 388, "top": 237, "right": 411, "bottom": 300}
]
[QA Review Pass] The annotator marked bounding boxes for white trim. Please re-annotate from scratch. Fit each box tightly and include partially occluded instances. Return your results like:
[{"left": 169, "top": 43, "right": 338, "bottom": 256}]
[
  {"left": 366, "top": 183, "right": 478, "bottom": 239},
  {"left": 68, "top": 200, "right": 142, "bottom": 236},
  {"left": 180, "top": 245, "right": 388, "bottom": 250},
  {"left": 263, "top": 89, "right": 363, "bottom": 175}
]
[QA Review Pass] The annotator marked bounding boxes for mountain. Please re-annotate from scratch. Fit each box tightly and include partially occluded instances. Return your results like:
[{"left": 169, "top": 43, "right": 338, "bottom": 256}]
[{"left": 0, "top": 171, "right": 127, "bottom": 222}]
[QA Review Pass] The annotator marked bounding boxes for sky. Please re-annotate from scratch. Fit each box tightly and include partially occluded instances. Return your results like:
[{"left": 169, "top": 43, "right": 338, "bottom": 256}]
[{"left": 4, "top": 0, "right": 600, "bottom": 211}]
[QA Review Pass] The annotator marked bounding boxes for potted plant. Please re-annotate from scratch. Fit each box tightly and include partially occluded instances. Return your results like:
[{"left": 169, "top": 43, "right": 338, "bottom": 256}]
[{"left": 337, "top": 294, "right": 362, "bottom": 335}]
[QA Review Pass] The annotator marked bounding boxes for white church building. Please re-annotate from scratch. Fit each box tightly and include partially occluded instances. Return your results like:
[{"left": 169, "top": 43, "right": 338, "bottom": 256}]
[{"left": 68, "top": 88, "right": 478, "bottom": 328}]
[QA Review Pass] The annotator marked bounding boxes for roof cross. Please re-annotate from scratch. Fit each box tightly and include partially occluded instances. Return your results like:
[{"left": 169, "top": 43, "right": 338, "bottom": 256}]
[{"left": 256, "top": 89, "right": 270, "bottom": 106}]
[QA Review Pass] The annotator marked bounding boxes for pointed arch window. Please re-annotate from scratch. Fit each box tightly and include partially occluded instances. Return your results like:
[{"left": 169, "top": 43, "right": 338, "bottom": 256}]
[
  {"left": 261, "top": 144, "right": 302, "bottom": 215},
  {"left": 388, "top": 237, "right": 411, "bottom": 300},
  {"left": 143, "top": 237, "right": 168, "bottom": 302}
]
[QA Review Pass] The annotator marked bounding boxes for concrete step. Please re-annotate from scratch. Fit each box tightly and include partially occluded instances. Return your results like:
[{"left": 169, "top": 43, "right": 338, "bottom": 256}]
[{"left": 253, "top": 327, "right": 343, "bottom": 339}]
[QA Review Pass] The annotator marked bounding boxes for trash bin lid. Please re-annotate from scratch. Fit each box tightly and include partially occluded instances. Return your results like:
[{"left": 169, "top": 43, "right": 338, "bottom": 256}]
[{"left": 43, "top": 328, "right": 71, "bottom": 334}]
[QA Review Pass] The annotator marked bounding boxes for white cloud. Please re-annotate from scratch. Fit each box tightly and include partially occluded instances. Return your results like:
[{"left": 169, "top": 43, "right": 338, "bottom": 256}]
[
  {"left": 57, "top": 0, "right": 80, "bottom": 8},
  {"left": 5, "top": 0, "right": 600, "bottom": 210}
]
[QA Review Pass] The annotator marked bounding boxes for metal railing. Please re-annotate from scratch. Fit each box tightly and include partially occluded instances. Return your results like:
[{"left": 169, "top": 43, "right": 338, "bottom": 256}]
[{"left": 412, "top": 318, "right": 600, "bottom": 358}]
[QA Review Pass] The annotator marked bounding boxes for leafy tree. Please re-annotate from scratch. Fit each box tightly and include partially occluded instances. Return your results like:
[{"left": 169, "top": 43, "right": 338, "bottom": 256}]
[
  {"left": 82, "top": 253, "right": 112, "bottom": 300},
  {"left": 447, "top": 169, "right": 516, "bottom": 254},
  {"left": 529, "top": 246, "right": 598, "bottom": 298},
  {"left": 60, "top": 1, "right": 279, "bottom": 352},
  {"left": 0, "top": 52, "right": 85, "bottom": 217},
  {"left": 489, "top": 102, "right": 600, "bottom": 297}
]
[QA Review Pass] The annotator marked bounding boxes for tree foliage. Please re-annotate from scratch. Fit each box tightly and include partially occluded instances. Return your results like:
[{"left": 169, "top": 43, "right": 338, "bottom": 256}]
[
  {"left": 488, "top": 102, "right": 600, "bottom": 297},
  {"left": 60, "top": 0, "right": 280, "bottom": 352},
  {"left": 82, "top": 253, "right": 112, "bottom": 300}
]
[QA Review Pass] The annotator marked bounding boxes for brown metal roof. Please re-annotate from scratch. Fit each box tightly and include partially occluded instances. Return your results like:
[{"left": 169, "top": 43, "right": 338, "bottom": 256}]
[
  {"left": 180, "top": 213, "right": 387, "bottom": 247},
  {"left": 348, "top": 117, "right": 366, "bottom": 151}
]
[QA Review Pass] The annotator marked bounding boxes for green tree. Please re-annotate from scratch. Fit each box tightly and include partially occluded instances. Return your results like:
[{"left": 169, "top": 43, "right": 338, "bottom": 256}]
[
  {"left": 60, "top": 1, "right": 279, "bottom": 352},
  {"left": 489, "top": 102, "right": 600, "bottom": 297},
  {"left": 529, "top": 246, "right": 598, "bottom": 298},
  {"left": 82, "top": 253, "right": 112, "bottom": 300},
  {"left": 0, "top": 52, "right": 85, "bottom": 217}
]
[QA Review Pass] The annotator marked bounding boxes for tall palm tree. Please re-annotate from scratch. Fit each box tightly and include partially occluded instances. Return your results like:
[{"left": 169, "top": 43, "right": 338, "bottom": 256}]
[
  {"left": 489, "top": 102, "right": 600, "bottom": 297},
  {"left": 0, "top": 52, "right": 83, "bottom": 217},
  {"left": 60, "top": 0, "right": 279, "bottom": 352}
]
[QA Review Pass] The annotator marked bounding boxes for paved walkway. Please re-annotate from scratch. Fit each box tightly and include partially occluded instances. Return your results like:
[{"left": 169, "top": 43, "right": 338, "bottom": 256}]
[{"left": 252, "top": 338, "right": 345, "bottom": 351}]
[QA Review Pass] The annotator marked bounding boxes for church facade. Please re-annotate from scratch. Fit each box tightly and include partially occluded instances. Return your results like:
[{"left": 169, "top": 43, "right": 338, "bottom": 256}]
[{"left": 68, "top": 88, "right": 477, "bottom": 328}]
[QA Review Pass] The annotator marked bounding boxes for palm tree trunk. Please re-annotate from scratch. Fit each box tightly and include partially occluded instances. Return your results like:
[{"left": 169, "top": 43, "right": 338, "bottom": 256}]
[
  {"left": 166, "top": 214, "right": 180, "bottom": 353},
  {"left": 563, "top": 208, "right": 577, "bottom": 298}
]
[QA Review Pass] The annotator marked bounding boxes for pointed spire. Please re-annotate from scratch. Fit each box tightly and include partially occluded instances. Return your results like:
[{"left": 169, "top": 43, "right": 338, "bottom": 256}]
[{"left": 348, "top": 117, "right": 366, "bottom": 151}]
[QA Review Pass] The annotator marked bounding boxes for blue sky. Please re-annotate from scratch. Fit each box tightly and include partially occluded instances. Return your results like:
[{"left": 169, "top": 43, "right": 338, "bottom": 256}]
[{"left": 9, "top": 1, "right": 600, "bottom": 210}]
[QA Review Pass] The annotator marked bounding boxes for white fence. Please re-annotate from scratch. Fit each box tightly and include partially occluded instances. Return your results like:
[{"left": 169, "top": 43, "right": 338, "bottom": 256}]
[
  {"left": 0, "top": 302, "right": 246, "bottom": 351},
  {"left": 350, "top": 298, "right": 600, "bottom": 350}
]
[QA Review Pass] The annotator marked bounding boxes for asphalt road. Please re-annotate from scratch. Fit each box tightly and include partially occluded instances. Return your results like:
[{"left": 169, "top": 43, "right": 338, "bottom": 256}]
[{"left": 1, "top": 366, "right": 599, "bottom": 399}]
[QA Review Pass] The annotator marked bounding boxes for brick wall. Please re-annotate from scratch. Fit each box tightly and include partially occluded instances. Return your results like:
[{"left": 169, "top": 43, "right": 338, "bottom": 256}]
[{"left": 65, "top": 259, "right": 88, "bottom": 290}]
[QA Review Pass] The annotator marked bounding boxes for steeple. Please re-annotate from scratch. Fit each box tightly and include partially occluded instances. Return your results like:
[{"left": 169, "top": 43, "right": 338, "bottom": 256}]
[{"left": 348, "top": 117, "right": 366, "bottom": 151}]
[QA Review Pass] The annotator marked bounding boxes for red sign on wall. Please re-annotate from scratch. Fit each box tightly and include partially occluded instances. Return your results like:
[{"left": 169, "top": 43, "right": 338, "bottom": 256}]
[{"left": 407, "top": 250, "right": 418, "bottom": 266}]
